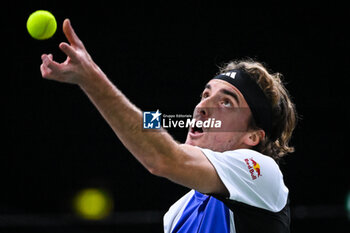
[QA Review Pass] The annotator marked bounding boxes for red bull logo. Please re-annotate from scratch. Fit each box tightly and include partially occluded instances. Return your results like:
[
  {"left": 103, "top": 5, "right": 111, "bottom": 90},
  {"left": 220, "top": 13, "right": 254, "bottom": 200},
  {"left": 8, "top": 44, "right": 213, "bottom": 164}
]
[{"left": 244, "top": 158, "right": 262, "bottom": 180}]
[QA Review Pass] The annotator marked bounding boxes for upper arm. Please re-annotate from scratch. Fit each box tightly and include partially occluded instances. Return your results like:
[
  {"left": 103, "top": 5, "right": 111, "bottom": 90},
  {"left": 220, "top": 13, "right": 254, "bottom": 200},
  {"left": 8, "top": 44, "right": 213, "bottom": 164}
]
[{"left": 155, "top": 144, "right": 229, "bottom": 197}]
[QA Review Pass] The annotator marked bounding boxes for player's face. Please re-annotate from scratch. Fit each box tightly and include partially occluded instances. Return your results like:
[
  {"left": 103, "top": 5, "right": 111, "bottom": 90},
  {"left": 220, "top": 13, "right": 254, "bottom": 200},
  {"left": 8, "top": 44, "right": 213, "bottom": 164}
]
[{"left": 185, "top": 79, "right": 253, "bottom": 152}]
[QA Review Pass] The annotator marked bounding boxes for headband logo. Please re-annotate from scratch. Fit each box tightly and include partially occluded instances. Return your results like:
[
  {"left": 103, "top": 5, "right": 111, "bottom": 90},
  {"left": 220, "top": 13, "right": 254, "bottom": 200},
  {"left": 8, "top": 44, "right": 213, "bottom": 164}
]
[{"left": 222, "top": 71, "right": 237, "bottom": 79}]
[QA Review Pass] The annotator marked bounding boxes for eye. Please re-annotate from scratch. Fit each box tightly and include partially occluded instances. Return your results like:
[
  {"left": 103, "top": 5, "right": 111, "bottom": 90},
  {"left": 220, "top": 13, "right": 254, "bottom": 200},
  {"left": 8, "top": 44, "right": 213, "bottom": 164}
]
[
  {"left": 222, "top": 99, "right": 232, "bottom": 107},
  {"left": 201, "top": 92, "right": 209, "bottom": 99}
]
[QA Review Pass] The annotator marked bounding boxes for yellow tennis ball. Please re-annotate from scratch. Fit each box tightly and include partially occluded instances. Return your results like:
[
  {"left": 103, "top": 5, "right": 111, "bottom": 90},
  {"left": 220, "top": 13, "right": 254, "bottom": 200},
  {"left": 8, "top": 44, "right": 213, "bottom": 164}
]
[
  {"left": 73, "top": 188, "right": 113, "bottom": 220},
  {"left": 26, "top": 10, "right": 57, "bottom": 40}
]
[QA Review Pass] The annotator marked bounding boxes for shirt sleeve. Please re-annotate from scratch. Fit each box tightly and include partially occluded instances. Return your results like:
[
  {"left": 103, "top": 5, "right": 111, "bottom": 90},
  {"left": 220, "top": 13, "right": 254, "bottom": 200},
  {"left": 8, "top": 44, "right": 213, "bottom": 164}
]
[{"left": 200, "top": 148, "right": 289, "bottom": 212}]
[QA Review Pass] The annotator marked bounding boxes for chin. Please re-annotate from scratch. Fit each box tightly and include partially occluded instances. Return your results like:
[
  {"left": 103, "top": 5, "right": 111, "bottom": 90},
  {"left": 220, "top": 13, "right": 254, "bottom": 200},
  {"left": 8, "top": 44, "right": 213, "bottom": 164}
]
[
  {"left": 185, "top": 138, "right": 195, "bottom": 146},
  {"left": 185, "top": 136, "right": 201, "bottom": 147},
  {"left": 185, "top": 139, "right": 208, "bottom": 150}
]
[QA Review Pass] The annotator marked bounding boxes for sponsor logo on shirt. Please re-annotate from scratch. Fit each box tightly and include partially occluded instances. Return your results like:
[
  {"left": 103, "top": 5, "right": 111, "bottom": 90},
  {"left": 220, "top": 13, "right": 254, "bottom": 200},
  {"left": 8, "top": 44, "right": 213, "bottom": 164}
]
[{"left": 244, "top": 158, "right": 262, "bottom": 180}]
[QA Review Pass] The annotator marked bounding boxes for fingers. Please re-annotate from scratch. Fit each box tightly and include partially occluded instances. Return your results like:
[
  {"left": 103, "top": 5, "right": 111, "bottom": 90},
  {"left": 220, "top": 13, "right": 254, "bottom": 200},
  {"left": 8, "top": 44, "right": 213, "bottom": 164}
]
[
  {"left": 40, "top": 62, "right": 50, "bottom": 78},
  {"left": 63, "top": 19, "right": 84, "bottom": 49},
  {"left": 40, "top": 20, "right": 88, "bottom": 83},
  {"left": 43, "top": 54, "right": 60, "bottom": 71},
  {"left": 40, "top": 54, "right": 53, "bottom": 78},
  {"left": 59, "top": 42, "right": 79, "bottom": 61},
  {"left": 40, "top": 54, "right": 61, "bottom": 79}
]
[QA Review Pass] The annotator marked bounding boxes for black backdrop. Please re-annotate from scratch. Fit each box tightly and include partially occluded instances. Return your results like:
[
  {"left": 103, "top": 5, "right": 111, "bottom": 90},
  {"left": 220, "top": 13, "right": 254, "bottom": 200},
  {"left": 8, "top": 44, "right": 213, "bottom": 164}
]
[{"left": 5, "top": 2, "right": 349, "bottom": 233}]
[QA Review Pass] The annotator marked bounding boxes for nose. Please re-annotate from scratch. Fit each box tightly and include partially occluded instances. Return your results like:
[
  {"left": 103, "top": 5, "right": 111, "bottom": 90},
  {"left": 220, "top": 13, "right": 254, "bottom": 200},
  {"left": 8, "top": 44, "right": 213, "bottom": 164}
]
[
  {"left": 199, "top": 108, "right": 207, "bottom": 118},
  {"left": 195, "top": 97, "right": 213, "bottom": 119},
  {"left": 194, "top": 106, "right": 209, "bottom": 120}
]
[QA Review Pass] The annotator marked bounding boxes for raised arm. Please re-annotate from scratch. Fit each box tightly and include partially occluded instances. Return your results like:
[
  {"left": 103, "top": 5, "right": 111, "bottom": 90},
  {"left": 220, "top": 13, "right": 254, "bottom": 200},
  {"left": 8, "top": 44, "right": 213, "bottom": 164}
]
[{"left": 40, "top": 19, "right": 228, "bottom": 196}]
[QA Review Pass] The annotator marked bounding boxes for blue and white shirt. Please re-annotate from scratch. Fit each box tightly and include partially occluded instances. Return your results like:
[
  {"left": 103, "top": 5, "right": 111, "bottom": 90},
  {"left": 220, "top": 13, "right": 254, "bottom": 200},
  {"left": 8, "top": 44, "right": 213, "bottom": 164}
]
[{"left": 163, "top": 148, "right": 290, "bottom": 233}]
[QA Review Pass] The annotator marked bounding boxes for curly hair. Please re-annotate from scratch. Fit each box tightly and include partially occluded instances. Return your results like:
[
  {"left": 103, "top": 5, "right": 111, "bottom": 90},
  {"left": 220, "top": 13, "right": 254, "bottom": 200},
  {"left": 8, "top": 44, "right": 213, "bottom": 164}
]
[{"left": 219, "top": 59, "right": 297, "bottom": 160}]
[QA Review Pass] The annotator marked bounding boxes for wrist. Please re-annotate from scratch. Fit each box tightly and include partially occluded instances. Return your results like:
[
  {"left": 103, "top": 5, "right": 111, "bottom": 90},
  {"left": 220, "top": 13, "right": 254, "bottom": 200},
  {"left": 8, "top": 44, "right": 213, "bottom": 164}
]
[{"left": 78, "top": 65, "right": 111, "bottom": 93}]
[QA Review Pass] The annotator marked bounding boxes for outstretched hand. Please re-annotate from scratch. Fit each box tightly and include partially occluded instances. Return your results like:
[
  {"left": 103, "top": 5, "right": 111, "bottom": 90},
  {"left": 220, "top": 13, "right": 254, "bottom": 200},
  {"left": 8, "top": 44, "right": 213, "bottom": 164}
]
[{"left": 40, "top": 19, "right": 99, "bottom": 86}]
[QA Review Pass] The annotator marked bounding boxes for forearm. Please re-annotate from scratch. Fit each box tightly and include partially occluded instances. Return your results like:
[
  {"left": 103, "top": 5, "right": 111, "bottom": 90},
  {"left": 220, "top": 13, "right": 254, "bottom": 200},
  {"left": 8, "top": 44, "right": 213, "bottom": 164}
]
[
  {"left": 79, "top": 68, "right": 178, "bottom": 172},
  {"left": 40, "top": 18, "right": 179, "bottom": 176}
]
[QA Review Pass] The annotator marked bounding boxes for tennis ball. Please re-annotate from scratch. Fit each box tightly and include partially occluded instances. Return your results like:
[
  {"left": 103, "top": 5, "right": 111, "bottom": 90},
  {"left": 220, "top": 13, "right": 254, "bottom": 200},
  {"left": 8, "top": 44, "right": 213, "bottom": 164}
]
[
  {"left": 73, "top": 188, "right": 113, "bottom": 220},
  {"left": 26, "top": 10, "right": 57, "bottom": 40}
]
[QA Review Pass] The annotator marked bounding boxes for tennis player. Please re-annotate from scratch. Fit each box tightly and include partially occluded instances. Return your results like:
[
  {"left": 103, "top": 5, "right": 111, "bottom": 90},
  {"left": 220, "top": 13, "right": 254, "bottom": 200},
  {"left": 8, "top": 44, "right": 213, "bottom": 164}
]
[{"left": 40, "top": 19, "right": 297, "bottom": 233}]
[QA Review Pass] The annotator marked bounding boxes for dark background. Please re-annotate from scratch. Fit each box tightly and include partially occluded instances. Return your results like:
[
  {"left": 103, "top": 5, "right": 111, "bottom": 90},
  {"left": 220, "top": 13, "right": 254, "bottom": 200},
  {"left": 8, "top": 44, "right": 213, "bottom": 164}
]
[{"left": 4, "top": 2, "right": 349, "bottom": 233}]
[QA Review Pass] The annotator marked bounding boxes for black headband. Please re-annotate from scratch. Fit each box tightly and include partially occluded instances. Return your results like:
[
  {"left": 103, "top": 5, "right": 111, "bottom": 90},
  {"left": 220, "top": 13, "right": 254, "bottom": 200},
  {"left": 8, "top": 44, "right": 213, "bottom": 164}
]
[{"left": 213, "top": 69, "right": 272, "bottom": 138}]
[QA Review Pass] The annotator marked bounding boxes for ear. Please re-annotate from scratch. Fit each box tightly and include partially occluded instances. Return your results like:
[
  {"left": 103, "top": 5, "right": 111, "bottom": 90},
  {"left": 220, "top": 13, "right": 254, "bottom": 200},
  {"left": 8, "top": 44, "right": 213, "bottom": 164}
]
[{"left": 243, "top": 129, "right": 265, "bottom": 147}]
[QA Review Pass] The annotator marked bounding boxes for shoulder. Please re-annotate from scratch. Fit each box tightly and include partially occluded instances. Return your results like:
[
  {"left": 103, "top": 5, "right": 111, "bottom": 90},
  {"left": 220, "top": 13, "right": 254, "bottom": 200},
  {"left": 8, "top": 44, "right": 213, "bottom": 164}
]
[
  {"left": 201, "top": 148, "right": 281, "bottom": 175},
  {"left": 199, "top": 148, "right": 288, "bottom": 212},
  {"left": 200, "top": 148, "right": 281, "bottom": 181},
  {"left": 230, "top": 149, "right": 281, "bottom": 178}
]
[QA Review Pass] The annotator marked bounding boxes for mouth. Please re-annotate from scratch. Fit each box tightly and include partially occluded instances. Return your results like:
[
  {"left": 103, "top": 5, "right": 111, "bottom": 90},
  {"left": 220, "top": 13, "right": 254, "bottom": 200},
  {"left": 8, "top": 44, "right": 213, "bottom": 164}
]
[{"left": 189, "top": 124, "right": 204, "bottom": 138}]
